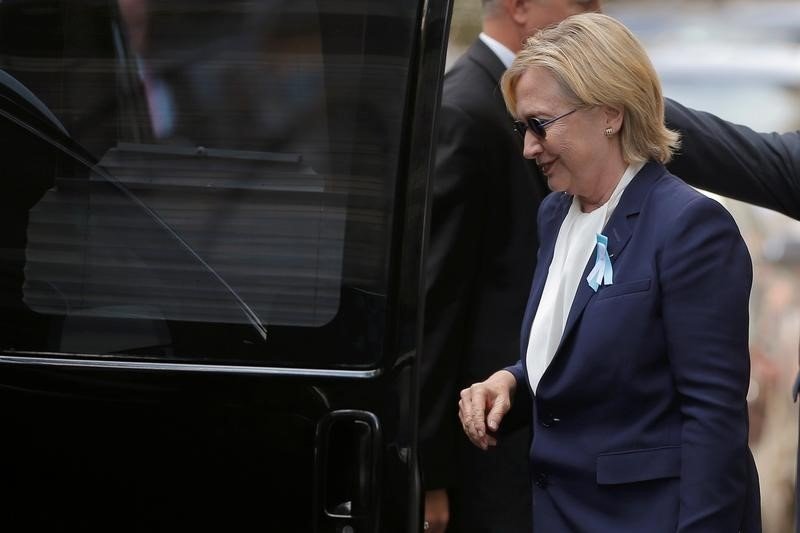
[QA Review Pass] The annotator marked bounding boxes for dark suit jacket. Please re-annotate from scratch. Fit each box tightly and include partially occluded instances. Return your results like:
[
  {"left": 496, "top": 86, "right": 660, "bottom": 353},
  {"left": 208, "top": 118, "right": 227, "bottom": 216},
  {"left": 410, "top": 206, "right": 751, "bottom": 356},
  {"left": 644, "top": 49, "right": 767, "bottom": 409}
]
[
  {"left": 507, "top": 162, "right": 760, "bottom": 532},
  {"left": 665, "top": 98, "right": 800, "bottom": 218},
  {"left": 420, "top": 38, "right": 547, "bottom": 532}
]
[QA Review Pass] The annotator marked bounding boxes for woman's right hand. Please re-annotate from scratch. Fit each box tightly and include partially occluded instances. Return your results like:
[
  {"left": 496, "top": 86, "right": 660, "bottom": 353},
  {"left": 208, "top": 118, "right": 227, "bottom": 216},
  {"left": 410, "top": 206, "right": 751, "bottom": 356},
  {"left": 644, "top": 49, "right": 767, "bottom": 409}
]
[{"left": 458, "top": 370, "right": 517, "bottom": 450}]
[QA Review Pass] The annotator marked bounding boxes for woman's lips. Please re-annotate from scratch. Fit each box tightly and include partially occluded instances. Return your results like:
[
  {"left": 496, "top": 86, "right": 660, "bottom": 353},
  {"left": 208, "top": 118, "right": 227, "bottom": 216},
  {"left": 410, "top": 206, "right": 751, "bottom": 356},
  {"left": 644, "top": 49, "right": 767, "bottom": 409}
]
[{"left": 538, "top": 158, "right": 555, "bottom": 176}]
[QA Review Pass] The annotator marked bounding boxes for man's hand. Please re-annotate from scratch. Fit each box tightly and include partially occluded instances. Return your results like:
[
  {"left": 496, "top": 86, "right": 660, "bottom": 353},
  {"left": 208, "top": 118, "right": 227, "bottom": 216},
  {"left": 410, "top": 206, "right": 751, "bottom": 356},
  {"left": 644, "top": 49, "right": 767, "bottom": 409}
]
[
  {"left": 458, "top": 370, "right": 517, "bottom": 450},
  {"left": 423, "top": 488, "right": 449, "bottom": 533}
]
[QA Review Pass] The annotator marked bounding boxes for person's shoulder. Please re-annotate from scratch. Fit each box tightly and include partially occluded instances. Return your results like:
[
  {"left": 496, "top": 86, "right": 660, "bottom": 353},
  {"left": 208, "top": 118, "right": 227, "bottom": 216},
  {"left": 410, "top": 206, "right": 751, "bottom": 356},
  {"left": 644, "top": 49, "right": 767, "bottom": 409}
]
[
  {"left": 446, "top": 39, "right": 495, "bottom": 74},
  {"left": 652, "top": 167, "right": 736, "bottom": 224},
  {"left": 654, "top": 168, "right": 705, "bottom": 201},
  {"left": 443, "top": 42, "right": 501, "bottom": 99}
]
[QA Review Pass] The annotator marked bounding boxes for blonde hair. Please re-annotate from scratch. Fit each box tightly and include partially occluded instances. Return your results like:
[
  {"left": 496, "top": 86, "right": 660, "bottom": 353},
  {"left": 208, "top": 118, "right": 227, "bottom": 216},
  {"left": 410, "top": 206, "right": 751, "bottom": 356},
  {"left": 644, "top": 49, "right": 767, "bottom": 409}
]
[{"left": 500, "top": 13, "right": 680, "bottom": 164}]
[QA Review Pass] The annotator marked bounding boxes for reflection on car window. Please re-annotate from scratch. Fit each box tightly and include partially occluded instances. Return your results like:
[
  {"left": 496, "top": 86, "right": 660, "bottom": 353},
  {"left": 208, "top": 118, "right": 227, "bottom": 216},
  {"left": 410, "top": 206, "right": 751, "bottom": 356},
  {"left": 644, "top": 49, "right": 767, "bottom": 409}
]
[{"left": 0, "top": 0, "right": 418, "bottom": 367}]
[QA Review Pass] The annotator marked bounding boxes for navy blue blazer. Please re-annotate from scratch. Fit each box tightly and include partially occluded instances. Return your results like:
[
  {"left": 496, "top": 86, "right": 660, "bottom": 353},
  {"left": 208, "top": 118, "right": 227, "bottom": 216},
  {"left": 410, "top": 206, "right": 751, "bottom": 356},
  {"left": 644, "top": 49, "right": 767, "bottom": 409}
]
[{"left": 507, "top": 161, "right": 761, "bottom": 532}]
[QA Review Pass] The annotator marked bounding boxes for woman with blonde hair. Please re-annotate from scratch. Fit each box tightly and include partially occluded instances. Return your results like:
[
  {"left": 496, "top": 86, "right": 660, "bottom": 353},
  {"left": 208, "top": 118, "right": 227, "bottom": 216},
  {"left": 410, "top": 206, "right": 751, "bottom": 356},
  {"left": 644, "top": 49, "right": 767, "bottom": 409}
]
[{"left": 458, "top": 13, "right": 761, "bottom": 532}]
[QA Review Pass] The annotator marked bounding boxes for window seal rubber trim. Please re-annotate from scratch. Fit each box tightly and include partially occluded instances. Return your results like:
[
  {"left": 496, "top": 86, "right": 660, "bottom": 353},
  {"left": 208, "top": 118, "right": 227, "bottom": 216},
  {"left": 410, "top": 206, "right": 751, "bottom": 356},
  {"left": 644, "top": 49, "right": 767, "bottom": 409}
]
[{"left": 0, "top": 354, "right": 382, "bottom": 379}]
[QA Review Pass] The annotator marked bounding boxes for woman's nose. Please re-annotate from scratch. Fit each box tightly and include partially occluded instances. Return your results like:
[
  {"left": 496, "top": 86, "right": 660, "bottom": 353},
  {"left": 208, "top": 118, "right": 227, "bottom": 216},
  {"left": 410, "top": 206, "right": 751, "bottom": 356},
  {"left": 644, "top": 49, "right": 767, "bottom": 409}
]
[{"left": 522, "top": 133, "right": 543, "bottom": 160}]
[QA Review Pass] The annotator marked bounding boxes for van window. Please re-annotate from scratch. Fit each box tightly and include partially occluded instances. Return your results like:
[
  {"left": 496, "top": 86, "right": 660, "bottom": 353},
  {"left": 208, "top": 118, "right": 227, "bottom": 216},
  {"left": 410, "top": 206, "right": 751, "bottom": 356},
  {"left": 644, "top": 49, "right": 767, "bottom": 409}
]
[{"left": 0, "top": 0, "right": 419, "bottom": 367}]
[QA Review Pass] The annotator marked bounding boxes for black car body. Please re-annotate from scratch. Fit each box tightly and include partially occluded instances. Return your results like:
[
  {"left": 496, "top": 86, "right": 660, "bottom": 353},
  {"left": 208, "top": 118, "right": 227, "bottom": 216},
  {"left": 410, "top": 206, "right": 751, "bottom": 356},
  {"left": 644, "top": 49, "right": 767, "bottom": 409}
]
[{"left": 0, "top": 1, "right": 451, "bottom": 531}]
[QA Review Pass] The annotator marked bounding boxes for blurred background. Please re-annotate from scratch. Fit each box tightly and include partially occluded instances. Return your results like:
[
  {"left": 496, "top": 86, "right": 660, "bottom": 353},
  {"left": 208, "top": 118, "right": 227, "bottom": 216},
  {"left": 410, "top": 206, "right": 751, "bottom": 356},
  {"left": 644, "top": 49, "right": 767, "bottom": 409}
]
[{"left": 448, "top": 1, "right": 800, "bottom": 531}]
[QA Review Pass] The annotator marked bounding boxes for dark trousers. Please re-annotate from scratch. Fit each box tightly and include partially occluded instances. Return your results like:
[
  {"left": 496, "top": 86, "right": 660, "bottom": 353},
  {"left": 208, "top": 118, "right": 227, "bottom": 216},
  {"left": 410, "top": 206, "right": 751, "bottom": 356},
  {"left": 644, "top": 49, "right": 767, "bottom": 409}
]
[{"left": 448, "top": 424, "right": 533, "bottom": 533}]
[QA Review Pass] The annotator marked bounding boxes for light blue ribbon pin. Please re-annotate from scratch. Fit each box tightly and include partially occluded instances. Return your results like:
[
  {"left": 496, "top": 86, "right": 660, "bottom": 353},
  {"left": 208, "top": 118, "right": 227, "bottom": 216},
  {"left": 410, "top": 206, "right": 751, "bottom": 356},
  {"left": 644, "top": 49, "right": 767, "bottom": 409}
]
[{"left": 587, "top": 233, "right": 613, "bottom": 292}]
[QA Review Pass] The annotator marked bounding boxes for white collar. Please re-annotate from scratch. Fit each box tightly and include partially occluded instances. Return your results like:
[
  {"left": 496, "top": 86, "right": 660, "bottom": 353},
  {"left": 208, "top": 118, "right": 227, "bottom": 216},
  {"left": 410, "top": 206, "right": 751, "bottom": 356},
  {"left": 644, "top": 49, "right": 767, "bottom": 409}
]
[{"left": 478, "top": 32, "right": 516, "bottom": 69}]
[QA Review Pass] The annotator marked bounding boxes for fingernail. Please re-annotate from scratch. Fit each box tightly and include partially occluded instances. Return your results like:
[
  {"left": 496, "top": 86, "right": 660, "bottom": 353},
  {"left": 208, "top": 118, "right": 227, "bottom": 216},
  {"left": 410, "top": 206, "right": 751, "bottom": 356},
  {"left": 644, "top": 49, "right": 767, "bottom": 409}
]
[{"left": 488, "top": 420, "right": 497, "bottom": 431}]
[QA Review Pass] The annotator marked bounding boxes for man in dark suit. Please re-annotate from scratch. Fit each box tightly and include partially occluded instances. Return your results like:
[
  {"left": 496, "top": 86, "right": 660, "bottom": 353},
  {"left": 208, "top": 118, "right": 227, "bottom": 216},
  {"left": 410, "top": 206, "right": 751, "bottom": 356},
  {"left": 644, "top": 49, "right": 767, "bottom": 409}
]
[
  {"left": 665, "top": 100, "right": 800, "bottom": 222},
  {"left": 420, "top": 1, "right": 600, "bottom": 532},
  {"left": 664, "top": 98, "right": 800, "bottom": 532}
]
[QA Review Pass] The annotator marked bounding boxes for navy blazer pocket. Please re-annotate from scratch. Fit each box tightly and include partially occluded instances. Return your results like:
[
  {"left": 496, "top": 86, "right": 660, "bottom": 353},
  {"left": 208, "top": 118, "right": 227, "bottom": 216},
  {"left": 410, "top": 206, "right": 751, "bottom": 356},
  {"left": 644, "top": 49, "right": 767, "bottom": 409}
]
[
  {"left": 596, "top": 445, "right": 681, "bottom": 485},
  {"left": 595, "top": 278, "right": 651, "bottom": 301}
]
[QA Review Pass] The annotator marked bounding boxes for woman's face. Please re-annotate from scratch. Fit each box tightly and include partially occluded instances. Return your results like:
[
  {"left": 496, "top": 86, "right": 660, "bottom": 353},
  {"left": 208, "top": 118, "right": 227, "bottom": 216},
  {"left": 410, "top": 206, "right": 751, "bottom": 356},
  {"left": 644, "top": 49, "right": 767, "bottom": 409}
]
[{"left": 513, "top": 67, "right": 619, "bottom": 199}]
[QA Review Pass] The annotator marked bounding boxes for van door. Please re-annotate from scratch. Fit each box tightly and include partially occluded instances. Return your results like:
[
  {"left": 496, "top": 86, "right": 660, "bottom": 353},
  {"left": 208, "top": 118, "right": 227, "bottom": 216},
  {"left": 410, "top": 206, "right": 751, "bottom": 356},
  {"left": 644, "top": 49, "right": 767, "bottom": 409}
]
[{"left": 0, "top": 1, "right": 451, "bottom": 531}]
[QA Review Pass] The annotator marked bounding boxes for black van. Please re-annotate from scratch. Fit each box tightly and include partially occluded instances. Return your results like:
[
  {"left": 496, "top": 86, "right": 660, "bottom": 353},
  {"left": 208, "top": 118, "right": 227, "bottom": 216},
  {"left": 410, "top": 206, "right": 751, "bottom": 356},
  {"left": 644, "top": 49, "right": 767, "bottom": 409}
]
[{"left": 0, "top": 1, "right": 450, "bottom": 531}]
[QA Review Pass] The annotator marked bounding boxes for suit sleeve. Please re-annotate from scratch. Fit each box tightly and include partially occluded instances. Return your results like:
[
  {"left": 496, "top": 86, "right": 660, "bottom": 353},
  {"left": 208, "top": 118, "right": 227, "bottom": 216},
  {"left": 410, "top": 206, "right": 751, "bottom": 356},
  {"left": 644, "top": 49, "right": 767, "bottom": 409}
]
[
  {"left": 659, "top": 194, "right": 753, "bottom": 531},
  {"left": 665, "top": 98, "right": 800, "bottom": 219},
  {"left": 419, "top": 100, "right": 489, "bottom": 489},
  {"left": 503, "top": 193, "right": 559, "bottom": 406}
]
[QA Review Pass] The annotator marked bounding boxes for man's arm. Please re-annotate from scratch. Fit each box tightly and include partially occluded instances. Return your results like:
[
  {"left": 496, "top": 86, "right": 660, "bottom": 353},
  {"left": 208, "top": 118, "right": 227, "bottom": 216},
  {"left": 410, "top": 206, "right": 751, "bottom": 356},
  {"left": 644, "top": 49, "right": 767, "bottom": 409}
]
[{"left": 665, "top": 98, "right": 800, "bottom": 220}]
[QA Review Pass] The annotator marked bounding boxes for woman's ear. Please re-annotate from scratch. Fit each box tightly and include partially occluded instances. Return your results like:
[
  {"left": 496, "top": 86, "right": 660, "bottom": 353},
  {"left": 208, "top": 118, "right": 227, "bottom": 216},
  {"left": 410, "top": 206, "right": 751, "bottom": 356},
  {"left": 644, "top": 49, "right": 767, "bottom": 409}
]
[{"left": 603, "top": 105, "right": 624, "bottom": 133}]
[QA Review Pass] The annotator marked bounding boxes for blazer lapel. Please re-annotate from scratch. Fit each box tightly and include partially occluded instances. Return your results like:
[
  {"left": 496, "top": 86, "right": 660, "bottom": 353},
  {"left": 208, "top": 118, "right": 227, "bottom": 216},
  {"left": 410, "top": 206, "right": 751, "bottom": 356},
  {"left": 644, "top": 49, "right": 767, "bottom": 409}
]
[
  {"left": 555, "top": 162, "right": 663, "bottom": 355},
  {"left": 519, "top": 194, "right": 571, "bottom": 359},
  {"left": 466, "top": 39, "right": 507, "bottom": 86}
]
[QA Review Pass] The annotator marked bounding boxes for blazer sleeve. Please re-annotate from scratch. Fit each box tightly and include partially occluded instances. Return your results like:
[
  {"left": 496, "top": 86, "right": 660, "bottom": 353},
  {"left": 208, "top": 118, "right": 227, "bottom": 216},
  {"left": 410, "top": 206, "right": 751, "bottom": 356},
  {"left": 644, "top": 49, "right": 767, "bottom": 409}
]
[
  {"left": 658, "top": 193, "right": 753, "bottom": 531},
  {"left": 418, "top": 100, "right": 489, "bottom": 489},
  {"left": 665, "top": 97, "right": 800, "bottom": 220},
  {"left": 504, "top": 361, "right": 526, "bottom": 389}
]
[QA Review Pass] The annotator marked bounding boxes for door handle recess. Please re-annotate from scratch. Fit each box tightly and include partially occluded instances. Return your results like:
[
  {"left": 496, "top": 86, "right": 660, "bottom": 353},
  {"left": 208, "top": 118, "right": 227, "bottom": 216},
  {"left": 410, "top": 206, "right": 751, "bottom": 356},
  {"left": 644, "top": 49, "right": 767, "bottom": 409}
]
[{"left": 314, "top": 410, "right": 381, "bottom": 533}]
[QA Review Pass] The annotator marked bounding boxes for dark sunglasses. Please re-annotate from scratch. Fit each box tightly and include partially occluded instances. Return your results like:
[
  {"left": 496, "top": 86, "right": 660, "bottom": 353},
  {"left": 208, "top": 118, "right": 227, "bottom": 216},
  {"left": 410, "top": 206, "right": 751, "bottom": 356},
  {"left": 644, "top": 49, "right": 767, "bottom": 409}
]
[{"left": 513, "top": 108, "right": 577, "bottom": 139}]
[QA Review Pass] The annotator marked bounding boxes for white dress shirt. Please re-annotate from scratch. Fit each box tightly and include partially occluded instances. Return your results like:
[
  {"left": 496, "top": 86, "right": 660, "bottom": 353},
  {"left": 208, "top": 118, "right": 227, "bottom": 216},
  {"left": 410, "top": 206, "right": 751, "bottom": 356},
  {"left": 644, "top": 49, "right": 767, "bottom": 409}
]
[{"left": 526, "top": 162, "right": 644, "bottom": 393}]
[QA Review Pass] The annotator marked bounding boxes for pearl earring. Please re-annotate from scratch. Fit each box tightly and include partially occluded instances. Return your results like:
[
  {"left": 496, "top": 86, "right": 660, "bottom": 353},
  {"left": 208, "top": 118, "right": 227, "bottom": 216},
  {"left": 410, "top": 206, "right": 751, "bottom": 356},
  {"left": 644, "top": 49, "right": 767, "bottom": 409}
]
[{"left": 604, "top": 127, "right": 614, "bottom": 137}]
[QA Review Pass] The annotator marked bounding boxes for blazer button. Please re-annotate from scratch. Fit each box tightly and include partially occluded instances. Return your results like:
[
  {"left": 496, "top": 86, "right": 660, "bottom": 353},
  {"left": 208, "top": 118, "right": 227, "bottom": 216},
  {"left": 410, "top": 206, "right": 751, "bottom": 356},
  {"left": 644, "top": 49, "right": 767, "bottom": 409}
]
[
  {"left": 539, "top": 413, "right": 560, "bottom": 428},
  {"left": 534, "top": 472, "right": 549, "bottom": 489}
]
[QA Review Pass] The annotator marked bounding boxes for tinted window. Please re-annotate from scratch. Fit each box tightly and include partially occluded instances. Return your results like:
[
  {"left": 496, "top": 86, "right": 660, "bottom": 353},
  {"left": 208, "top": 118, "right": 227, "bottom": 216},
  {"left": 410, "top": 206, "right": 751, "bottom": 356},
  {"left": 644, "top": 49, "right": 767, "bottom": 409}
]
[{"left": 0, "top": 0, "right": 419, "bottom": 368}]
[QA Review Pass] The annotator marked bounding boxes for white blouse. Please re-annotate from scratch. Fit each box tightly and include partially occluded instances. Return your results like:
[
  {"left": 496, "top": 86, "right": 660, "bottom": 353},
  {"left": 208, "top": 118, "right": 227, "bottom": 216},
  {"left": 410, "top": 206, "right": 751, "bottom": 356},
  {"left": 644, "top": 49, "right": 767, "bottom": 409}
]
[{"left": 526, "top": 162, "right": 644, "bottom": 393}]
